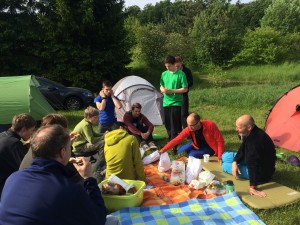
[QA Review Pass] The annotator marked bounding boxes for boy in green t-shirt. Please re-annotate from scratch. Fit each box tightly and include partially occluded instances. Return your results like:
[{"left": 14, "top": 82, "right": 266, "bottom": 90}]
[{"left": 160, "top": 55, "right": 188, "bottom": 146}]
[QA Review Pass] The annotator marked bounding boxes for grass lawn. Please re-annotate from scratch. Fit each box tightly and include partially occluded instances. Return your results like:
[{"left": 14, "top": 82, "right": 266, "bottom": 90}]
[{"left": 61, "top": 63, "right": 300, "bottom": 225}]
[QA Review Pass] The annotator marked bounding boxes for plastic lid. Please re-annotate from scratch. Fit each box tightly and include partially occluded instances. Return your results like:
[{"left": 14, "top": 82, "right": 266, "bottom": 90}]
[{"left": 226, "top": 180, "right": 234, "bottom": 185}]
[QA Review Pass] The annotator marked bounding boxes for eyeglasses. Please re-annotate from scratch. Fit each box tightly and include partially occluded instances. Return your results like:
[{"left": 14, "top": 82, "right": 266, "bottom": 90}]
[{"left": 188, "top": 121, "right": 199, "bottom": 127}]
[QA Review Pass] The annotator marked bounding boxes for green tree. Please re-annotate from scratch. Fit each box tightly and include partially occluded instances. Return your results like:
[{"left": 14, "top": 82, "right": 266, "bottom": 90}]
[
  {"left": 237, "top": 0, "right": 272, "bottom": 30},
  {"left": 164, "top": 32, "right": 194, "bottom": 64},
  {"left": 36, "top": 0, "right": 130, "bottom": 91},
  {"left": 124, "top": 5, "right": 141, "bottom": 18},
  {"left": 280, "top": 32, "right": 300, "bottom": 62},
  {"left": 0, "top": 0, "right": 43, "bottom": 76},
  {"left": 261, "top": 0, "right": 300, "bottom": 33},
  {"left": 138, "top": 0, "right": 205, "bottom": 35},
  {"left": 190, "top": 0, "right": 244, "bottom": 67},
  {"left": 136, "top": 24, "right": 167, "bottom": 66},
  {"left": 231, "top": 27, "right": 282, "bottom": 65}
]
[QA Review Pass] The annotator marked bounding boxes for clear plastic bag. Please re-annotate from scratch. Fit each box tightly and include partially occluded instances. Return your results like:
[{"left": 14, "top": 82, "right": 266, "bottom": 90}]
[
  {"left": 158, "top": 152, "right": 171, "bottom": 172},
  {"left": 198, "top": 170, "right": 215, "bottom": 186},
  {"left": 170, "top": 160, "right": 186, "bottom": 185},
  {"left": 185, "top": 156, "right": 203, "bottom": 184}
]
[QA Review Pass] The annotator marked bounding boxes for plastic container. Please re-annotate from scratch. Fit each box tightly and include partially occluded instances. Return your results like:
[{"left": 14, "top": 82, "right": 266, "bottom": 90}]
[
  {"left": 108, "top": 174, "right": 135, "bottom": 192},
  {"left": 99, "top": 179, "right": 146, "bottom": 212},
  {"left": 205, "top": 180, "right": 226, "bottom": 195},
  {"left": 225, "top": 180, "right": 235, "bottom": 193}
]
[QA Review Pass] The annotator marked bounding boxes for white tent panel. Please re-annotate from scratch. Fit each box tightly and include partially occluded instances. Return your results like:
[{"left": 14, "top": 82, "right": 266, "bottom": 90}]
[{"left": 113, "top": 76, "right": 164, "bottom": 125}]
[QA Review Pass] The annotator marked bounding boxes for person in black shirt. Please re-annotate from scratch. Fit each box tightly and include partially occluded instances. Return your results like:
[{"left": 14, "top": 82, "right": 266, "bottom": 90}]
[
  {"left": 0, "top": 113, "right": 36, "bottom": 198},
  {"left": 175, "top": 56, "right": 193, "bottom": 129},
  {"left": 232, "top": 115, "right": 276, "bottom": 197}
]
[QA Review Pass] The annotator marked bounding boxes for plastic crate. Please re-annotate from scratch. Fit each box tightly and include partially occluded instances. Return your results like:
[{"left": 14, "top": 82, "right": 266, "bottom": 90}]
[{"left": 99, "top": 179, "right": 146, "bottom": 212}]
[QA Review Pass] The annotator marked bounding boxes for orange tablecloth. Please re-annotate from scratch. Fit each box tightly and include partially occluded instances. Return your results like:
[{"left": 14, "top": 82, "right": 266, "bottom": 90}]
[{"left": 142, "top": 157, "right": 215, "bottom": 206}]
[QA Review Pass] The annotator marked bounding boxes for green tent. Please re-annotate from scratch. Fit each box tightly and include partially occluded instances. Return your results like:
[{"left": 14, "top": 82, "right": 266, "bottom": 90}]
[{"left": 0, "top": 75, "right": 56, "bottom": 128}]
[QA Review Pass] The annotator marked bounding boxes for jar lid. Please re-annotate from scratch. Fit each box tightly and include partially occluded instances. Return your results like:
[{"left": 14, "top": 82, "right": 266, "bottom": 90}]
[{"left": 226, "top": 180, "right": 234, "bottom": 185}]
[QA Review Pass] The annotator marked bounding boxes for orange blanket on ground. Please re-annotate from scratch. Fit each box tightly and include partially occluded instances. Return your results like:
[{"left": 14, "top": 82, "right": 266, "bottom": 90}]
[{"left": 142, "top": 157, "right": 215, "bottom": 206}]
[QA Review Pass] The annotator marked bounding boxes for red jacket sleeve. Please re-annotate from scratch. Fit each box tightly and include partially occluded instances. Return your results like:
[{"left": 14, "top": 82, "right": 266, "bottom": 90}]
[
  {"left": 160, "top": 128, "right": 190, "bottom": 153},
  {"left": 202, "top": 120, "right": 224, "bottom": 160}
]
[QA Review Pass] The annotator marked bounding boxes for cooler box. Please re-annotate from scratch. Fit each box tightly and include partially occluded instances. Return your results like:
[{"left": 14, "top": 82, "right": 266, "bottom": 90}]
[{"left": 99, "top": 179, "right": 146, "bottom": 212}]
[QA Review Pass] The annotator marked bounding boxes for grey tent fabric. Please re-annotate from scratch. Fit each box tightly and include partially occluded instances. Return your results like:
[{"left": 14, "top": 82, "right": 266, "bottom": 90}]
[{"left": 113, "top": 76, "right": 164, "bottom": 125}]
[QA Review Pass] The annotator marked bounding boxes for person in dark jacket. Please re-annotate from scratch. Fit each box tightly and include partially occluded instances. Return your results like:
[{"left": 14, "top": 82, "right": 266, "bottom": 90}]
[
  {"left": 123, "top": 103, "right": 157, "bottom": 151},
  {"left": 222, "top": 115, "right": 276, "bottom": 197},
  {"left": 0, "top": 113, "right": 36, "bottom": 198},
  {"left": 0, "top": 125, "right": 119, "bottom": 225},
  {"left": 19, "top": 113, "right": 82, "bottom": 183},
  {"left": 175, "top": 56, "right": 193, "bottom": 129}
]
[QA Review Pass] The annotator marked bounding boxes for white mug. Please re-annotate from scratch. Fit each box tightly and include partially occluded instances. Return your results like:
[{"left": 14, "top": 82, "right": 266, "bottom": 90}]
[{"left": 203, "top": 154, "right": 210, "bottom": 163}]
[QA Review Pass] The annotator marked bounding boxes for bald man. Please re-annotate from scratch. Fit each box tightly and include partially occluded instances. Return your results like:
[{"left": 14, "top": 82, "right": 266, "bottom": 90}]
[
  {"left": 222, "top": 115, "right": 276, "bottom": 197},
  {"left": 159, "top": 113, "right": 224, "bottom": 160}
]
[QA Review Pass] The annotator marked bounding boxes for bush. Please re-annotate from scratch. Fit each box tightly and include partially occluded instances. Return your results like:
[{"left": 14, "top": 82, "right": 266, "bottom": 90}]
[{"left": 231, "top": 27, "right": 282, "bottom": 65}]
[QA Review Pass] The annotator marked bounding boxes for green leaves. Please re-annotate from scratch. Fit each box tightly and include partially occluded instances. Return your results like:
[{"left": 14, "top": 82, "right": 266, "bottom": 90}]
[
  {"left": 0, "top": 0, "right": 130, "bottom": 92},
  {"left": 261, "top": 0, "right": 300, "bottom": 33}
]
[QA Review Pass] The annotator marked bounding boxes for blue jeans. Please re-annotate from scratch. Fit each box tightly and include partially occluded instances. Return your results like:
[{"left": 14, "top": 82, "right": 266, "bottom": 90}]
[
  {"left": 221, "top": 152, "right": 249, "bottom": 179},
  {"left": 178, "top": 142, "right": 214, "bottom": 159}
]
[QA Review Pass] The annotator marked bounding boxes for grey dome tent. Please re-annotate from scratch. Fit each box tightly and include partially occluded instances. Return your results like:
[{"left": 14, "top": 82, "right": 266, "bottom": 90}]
[
  {"left": 0, "top": 75, "right": 56, "bottom": 131},
  {"left": 112, "top": 75, "right": 164, "bottom": 125}
]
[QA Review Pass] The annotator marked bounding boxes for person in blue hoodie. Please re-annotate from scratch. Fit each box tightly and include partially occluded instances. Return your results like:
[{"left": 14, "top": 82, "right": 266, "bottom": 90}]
[{"left": 0, "top": 124, "right": 119, "bottom": 225}]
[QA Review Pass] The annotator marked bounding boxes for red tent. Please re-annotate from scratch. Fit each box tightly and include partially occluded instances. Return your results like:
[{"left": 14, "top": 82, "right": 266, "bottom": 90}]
[{"left": 265, "top": 85, "right": 300, "bottom": 152}]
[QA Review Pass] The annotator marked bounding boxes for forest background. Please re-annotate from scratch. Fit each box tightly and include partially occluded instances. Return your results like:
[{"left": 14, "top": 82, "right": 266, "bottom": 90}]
[{"left": 1, "top": 0, "right": 300, "bottom": 91}]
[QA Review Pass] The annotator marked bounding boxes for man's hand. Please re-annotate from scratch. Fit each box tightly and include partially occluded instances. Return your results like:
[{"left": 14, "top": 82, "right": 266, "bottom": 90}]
[
  {"left": 232, "top": 161, "right": 241, "bottom": 179},
  {"left": 99, "top": 90, "right": 107, "bottom": 98},
  {"left": 141, "top": 132, "right": 150, "bottom": 140},
  {"left": 250, "top": 187, "right": 267, "bottom": 197},
  {"left": 110, "top": 89, "right": 114, "bottom": 97},
  {"left": 69, "top": 131, "right": 79, "bottom": 144},
  {"left": 72, "top": 157, "right": 93, "bottom": 179},
  {"left": 160, "top": 87, "right": 171, "bottom": 94},
  {"left": 164, "top": 89, "right": 172, "bottom": 94}
]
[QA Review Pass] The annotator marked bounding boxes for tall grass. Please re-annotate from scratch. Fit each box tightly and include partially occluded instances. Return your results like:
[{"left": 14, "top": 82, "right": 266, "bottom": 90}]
[
  {"left": 214, "top": 62, "right": 300, "bottom": 84},
  {"left": 61, "top": 62, "right": 300, "bottom": 225}
]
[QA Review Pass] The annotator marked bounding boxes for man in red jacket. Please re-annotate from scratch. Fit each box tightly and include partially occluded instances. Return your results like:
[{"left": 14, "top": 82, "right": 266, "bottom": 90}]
[{"left": 159, "top": 113, "right": 224, "bottom": 160}]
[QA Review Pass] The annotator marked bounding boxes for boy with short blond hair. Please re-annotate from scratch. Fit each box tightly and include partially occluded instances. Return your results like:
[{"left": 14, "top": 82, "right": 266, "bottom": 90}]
[{"left": 72, "top": 107, "right": 105, "bottom": 176}]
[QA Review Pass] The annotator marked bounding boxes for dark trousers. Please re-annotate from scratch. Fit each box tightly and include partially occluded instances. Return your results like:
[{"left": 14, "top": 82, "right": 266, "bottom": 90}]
[
  {"left": 164, "top": 106, "right": 182, "bottom": 141},
  {"left": 131, "top": 126, "right": 153, "bottom": 145},
  {"left": 181, "top": 93, "right": 189, "bottom": 129},
  {"left": 98, "top": 122, "right": 117, "bottom": 134}
]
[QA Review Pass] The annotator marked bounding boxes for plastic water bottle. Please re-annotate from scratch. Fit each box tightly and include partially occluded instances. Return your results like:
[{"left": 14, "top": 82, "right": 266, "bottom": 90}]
[{"left": 225, "top": 180, "right": 235, "bottom": 193}]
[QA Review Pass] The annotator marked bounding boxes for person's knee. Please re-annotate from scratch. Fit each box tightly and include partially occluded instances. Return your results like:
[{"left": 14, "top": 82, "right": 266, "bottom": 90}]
[
  {"left": 105, "top": 215, "right": 120, "bottom": 225},
  {"left": 221, "top": 152, "right": 237, "bottom": 163},
  {"left": 188, "top": 151, "right": 203, "bottom": 159},
  {"left": 222, "top": 162, "right": 233, "bottom": 174}
]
